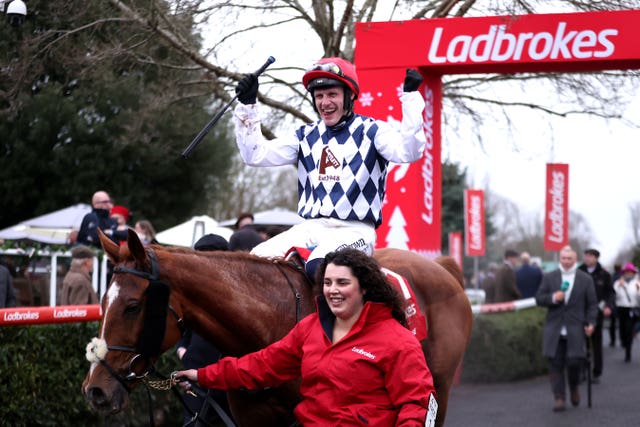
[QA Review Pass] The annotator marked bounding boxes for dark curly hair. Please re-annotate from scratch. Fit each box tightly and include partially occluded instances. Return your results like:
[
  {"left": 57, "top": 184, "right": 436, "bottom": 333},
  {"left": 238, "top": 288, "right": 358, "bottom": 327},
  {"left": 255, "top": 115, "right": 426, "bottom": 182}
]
[{"left": 315, "top": 248, "right": 407, "bottom": 327}]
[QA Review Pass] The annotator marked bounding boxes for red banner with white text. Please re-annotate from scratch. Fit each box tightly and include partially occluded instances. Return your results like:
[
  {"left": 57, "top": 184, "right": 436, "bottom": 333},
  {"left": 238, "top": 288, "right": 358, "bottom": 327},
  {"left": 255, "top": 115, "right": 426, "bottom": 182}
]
[
  {"left": 464, "top": 189, "right": 486, "bottom": 256},
  {"left": 544, "top": 163, "right": 569, "bottom": 251},
  {"left": 355, "top": 68, "right": 442, "bottom": 258},
  {"left": 0, "top": 305, "right": 102, "bottom": 326},
  {"left": 448, "top": 231, "right": 463, "bottom": 268}
]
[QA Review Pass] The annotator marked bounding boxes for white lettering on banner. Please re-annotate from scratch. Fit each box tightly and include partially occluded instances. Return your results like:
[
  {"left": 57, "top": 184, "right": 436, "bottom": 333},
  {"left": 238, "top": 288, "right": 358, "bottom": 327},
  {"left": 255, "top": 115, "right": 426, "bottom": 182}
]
[
  {"left": 468, "top": 195, "right": 483, "bottom": 250},
  {"left": 421, "top": 87, "right": 434, "bottom": 225},
  {"left": 428, "top": 23, "right": 618, "bottom": 64},
  {"left": 3, "top": 311, "right": 39, "bottom": 322},
  {"left": 54, "top": 308, "right": 88, "bottom": 319},
  {"left": 548, "top": 171, "right": 566, "bottom": 243}
]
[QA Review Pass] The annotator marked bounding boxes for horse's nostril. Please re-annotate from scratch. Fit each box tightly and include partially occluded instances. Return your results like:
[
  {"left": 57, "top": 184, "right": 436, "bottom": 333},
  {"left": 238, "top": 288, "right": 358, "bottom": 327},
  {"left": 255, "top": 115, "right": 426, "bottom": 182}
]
[{"left": 87, "top": 386, "right": 108, "bottom": 408}]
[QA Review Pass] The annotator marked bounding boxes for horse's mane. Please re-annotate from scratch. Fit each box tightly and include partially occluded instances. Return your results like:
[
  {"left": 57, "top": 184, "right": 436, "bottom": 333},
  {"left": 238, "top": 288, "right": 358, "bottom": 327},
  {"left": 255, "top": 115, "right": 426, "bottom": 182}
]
[{"left": 149, "top": 244, "right": 306, "bottom": 276}]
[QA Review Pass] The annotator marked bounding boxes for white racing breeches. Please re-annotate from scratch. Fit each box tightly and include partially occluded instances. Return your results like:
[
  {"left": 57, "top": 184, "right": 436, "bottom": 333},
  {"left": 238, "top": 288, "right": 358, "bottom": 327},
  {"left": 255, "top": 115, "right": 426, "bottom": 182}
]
[{"left": 250, "top": 217, "right": 377, "bottom": 262}]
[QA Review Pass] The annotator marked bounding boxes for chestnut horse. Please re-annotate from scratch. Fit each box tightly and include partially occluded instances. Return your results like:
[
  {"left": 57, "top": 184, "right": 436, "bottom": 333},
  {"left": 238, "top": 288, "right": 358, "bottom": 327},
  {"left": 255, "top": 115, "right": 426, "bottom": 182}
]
[{"left": 82, "top": 229, "right": 472, "bottom": 426}]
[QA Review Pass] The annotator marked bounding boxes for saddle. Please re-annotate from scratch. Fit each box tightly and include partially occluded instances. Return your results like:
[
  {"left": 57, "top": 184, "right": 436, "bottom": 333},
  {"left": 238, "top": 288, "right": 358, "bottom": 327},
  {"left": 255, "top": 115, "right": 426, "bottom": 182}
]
[{"left": 284, "top": 247, "right": 428, "bottom": 341}]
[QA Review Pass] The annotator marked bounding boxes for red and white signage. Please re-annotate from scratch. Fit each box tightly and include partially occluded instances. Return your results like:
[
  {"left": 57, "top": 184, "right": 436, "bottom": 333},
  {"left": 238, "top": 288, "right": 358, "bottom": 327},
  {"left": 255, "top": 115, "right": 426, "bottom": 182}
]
[
  {"left": 544, "top": 163, "right": 569, "bottom": 251},
  {"left": 464, "top": 189, "right": 486, "bottom": 256},
  {"left": 448, "top": 231, "right": 463, "bottom": 268},
  {"left": 355, "top": 10, "right": 640, "bottom": 74},
  {"left": 0, "top": 305, "right": 102, "bottom": 326},
  {"left": 355, "top": 68, "right": 442, "bottom": 258}
]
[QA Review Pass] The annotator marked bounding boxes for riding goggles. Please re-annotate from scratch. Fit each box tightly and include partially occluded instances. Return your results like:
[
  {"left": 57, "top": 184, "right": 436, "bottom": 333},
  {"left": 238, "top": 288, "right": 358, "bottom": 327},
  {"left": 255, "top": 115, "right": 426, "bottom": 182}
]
[{"left": 306, "top": 62, "right": 344, "bottom": 78}]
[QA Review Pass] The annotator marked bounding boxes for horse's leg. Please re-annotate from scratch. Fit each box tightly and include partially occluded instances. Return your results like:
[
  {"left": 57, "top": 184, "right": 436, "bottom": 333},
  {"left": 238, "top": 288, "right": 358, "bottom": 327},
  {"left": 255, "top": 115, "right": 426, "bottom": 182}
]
[{"left": 424, "top": 291, "right": 473, "bottom": 427}]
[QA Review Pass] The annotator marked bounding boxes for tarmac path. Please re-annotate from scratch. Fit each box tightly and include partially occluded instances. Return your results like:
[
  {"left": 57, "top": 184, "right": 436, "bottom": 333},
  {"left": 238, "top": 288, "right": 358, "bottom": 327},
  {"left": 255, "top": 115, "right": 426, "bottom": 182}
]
[{"left": 445, "top": 334, "right": 640, "bottom": 426}]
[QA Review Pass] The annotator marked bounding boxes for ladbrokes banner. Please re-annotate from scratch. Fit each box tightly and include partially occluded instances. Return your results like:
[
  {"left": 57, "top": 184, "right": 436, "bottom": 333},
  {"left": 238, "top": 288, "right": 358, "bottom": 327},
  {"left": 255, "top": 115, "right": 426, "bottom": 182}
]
[
  {"left": 464, "top": 189, "right": 486, "bottom": 256},
  {"left": 544, "top": 163, "right": 569, "bottom": 251},
  {"left": 355, "top": 10, "right": 640, "bottom": 74},
  {"left": 448, "top": 231, "right": 463, "bottom": 268},
  {"left": 354, "top": 68, "right": 442, "bottom": 258}
]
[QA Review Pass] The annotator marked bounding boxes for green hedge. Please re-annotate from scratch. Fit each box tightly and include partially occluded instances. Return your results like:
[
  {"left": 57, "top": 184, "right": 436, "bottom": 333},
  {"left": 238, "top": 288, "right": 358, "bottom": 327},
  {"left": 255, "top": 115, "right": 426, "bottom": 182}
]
[
  {"left": 461, "top": 307, "right": 548, "bottom": 383},
  {"left": 0, "top": 322, "right": 182, "bottom": 426}
]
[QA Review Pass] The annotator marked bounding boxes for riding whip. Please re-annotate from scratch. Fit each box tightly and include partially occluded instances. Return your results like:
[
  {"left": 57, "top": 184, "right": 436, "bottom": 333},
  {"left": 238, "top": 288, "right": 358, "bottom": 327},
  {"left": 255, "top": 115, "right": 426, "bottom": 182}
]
[{"left": 181, "top": 56, "right": 276, "bottom": 159}]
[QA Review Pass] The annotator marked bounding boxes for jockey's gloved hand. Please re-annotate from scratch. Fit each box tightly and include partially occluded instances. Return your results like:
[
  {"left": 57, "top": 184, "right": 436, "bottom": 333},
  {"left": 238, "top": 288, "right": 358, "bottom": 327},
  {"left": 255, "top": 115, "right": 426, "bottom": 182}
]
[
  {"left": 403, "top": 69, "right": 423, "bottom": 92},
  {"left": 235, "top": 73, "right": 259, "bottom": 104}
]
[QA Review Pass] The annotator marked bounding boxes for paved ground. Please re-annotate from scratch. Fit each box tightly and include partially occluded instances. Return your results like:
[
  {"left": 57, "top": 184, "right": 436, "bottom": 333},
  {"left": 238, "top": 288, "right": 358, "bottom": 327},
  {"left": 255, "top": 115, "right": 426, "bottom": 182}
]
[{"left": 445, "top": 334, "right": 640, "bottom": 426}]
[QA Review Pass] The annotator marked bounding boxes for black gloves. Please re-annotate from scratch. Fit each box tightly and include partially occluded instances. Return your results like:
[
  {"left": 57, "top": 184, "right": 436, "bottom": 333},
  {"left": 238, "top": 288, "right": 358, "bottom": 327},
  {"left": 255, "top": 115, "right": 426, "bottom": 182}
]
[
  {"left": 235, "top": 73, "right": 259, "bottom": 104},
  {"left": 403, "top": 69, "right": 423, "bottom": 92}
]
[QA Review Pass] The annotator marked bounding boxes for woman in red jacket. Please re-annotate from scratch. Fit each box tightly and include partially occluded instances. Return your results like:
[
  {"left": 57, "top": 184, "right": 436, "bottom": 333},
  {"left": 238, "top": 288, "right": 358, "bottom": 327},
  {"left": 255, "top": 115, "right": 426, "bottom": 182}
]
[{"left": 174, "top": 248, "right": 436, "bottom": 426}]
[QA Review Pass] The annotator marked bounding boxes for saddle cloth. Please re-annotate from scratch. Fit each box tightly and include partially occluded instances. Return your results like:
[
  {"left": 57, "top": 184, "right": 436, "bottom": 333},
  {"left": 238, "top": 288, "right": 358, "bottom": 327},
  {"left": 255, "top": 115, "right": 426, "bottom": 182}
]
[{"left": 285, "top": 247, "right": 428, "bottom": 341}]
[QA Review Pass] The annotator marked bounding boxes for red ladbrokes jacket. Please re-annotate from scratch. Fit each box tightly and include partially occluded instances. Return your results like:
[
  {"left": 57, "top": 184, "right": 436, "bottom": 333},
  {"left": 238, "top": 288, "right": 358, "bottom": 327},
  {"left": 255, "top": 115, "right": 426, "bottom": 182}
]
[{"left": 197, "top": 299, "right": 435, "bottom": 426}]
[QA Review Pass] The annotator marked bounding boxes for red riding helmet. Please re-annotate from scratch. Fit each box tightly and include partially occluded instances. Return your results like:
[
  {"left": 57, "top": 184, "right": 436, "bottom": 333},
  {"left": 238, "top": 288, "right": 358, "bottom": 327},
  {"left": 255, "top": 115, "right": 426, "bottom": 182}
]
[{"left": 302, "top": 57, "right": 360, "bottom": 99}]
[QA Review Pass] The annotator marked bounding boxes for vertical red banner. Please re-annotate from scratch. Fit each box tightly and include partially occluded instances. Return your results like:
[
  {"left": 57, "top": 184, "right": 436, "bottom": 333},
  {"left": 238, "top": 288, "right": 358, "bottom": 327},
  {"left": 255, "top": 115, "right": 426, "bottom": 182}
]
[
  {"left": 544, "top": 163, "right": 569, "bottom": 251},
  {"left": 464, "top": 189, "right": 486, "bottom": 256},
  {"left": 355, "top": 67, "right": 442, "bottom": 258},
  {"left": 448, "top": 231, "right": 463, "bottom": 268}
]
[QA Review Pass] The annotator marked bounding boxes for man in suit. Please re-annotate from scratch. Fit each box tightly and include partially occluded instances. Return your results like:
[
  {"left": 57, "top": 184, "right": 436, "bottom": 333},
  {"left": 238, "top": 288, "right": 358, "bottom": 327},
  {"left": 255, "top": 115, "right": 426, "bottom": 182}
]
[
  {"left": 494, "top": 249, "right": 522, "bottom": 302},
  {"left": 578, "top": 248, "right": 614, "bottom": 383},
  {"left": 516, "top": 251, "right": 543, "bottom": 298},
  {"left": 536, "top": 246, "right": 597, "bottom": 412}
]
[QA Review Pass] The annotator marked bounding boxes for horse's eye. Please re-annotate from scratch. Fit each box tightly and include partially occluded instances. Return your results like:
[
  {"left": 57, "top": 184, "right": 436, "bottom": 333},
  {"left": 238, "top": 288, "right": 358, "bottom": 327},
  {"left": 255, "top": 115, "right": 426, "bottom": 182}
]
[{"left": 124, "top": 302, "right": 142, "bottom": 315}]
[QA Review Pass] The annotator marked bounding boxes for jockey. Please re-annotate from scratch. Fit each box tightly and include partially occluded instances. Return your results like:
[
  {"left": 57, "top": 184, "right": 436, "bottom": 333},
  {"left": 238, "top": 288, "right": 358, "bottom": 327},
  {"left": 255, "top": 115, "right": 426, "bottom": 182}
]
[{"left": 233, "top": 57, "right": 426, "bottom": 279}]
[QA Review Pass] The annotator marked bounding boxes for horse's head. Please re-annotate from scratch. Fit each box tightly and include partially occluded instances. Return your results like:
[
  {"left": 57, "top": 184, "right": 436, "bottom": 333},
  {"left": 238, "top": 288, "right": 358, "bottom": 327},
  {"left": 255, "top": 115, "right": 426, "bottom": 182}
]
[{"left": 82, "top": 228, "right": 184, "bottom": 414}]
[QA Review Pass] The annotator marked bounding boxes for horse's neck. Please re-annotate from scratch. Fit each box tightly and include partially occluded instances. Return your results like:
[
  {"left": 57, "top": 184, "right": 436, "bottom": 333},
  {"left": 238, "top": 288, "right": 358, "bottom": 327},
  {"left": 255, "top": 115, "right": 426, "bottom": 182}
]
[{"left": 169, "top": 252, "right": 313, "bottom": 356}]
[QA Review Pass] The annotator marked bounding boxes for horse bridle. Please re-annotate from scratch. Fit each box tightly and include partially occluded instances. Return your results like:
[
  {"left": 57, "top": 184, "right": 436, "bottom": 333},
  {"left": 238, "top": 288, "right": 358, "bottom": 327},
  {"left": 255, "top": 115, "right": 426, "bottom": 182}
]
[{"left": 99, "top": 248, "right": 185, "bottom": 391}]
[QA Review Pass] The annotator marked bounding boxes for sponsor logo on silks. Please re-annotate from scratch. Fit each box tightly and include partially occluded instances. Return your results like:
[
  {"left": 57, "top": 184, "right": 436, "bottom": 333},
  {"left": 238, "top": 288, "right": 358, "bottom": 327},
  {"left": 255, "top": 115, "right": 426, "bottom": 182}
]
[
  {"left": 335, "top": 238, "right": 367, "bottom": 252},
  {"left": 352, "top": 346, "right": 376, "bottom": 360},
  {"left": 425, "top": 392, "right": 438, "bottom": 427},
  {"left": 428, "top": 22, "right": 618, "bottom": 64},
  {"left": 318, "top": 146, "right": 341, "bottom": 181}
]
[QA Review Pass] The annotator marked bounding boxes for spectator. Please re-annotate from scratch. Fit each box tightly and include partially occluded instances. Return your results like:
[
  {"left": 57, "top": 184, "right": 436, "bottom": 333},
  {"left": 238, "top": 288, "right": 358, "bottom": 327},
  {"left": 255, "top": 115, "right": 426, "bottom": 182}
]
[
  {"left": 234, "top": 211, "right": 254, "bottom": 230},
  {"left": 134, "top": 219, "right": 158, "bottom": 245},
  {"left": 536, "top": 246, "right": 597, "bottom": 412},
  {"left": 176, "top": 234, "right": 232, "bottom": 425},
  {"left": 110, "top": 205, "right": 130, "bottom": 246},
  {"left": 578, "top": 248, "right": 614, "bottom": 382},
  {"left": 479, "top": 262, "right": 499, "bottom": 303},
  {"left": 609, "top": 262, "right": 622, "bottom": 347},
  {"left": 231, "top": 57, "right": 427, "bottom": 280},
  {"left": 612, "top": 263, "right": 640, "bottom": 362},
  {"left": 493, "top": 249, "right": 522, "bottom": 303},
  {"left": 174, "top": 248, "right": 437, "bottom": 426},
  {"left": 61, "top": 245, "right": 99, "bottom": 305},
  {"left": 515, "top": 252, "right": 543, "bottom": 299},
  {"left": 77, "top": 191, "right": 128, "bottom": 248},
  {"left": 0, "top": 263, "right": 16, "bottom": 308},
  {"left": 229, "top": 227, "right": 265, "bottom": 252}
]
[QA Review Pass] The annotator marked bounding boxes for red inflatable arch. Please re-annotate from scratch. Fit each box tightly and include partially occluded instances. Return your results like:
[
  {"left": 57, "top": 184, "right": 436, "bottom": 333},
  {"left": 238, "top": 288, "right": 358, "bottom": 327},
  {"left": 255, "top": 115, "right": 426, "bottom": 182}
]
[{"left": 354, "top": 9, "right": 640, "bottom": 258}]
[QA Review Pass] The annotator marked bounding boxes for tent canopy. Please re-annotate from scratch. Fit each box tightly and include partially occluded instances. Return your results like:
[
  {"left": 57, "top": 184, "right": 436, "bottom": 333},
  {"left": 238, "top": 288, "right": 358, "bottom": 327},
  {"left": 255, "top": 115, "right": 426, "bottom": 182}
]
[
  {"left": 218, "top": 208, "right": 303, "bottom": 227},
  {"left": 0, "top": 204, "right": 91, "bottom": 244},
  {"left": 155, "top": 215, "right": 233, "bottom": 248}
]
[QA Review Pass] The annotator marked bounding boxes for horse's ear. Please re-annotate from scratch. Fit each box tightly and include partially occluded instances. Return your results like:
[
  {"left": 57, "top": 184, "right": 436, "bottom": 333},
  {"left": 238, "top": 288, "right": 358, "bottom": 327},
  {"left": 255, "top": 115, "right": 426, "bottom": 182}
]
[
  {"left": 99, "top": 228, "right": 120, "bottom": 263},
  {"left": 127, "top": 228, "right": 146, "bottom": 265}
]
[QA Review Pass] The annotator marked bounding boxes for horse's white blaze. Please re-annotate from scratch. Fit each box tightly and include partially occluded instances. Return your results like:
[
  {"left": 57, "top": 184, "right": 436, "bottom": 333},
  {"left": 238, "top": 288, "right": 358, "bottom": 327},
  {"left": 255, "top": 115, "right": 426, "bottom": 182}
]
[{"left": 100, "top": 281, "right": 120, "bottom": 339}]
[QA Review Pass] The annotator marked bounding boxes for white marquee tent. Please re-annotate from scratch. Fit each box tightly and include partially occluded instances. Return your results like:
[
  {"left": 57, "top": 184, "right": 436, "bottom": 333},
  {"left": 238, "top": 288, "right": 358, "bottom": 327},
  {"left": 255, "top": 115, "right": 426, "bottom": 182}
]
[
  {"left": 218, "top": 208, "right": 303, "bottom": 227},
  {"left": 155, "top": 215, "right": 233, "bottom": 248},
  {"left": 0, "top": 203, "right": 91, "bottom": 244}
]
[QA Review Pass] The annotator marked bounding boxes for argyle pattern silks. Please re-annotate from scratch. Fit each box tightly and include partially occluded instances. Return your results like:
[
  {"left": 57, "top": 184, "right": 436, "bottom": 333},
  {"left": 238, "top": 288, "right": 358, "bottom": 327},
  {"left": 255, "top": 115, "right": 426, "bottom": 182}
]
[{"left": 294, "top": 115, "right": 388, "bottom": 227}]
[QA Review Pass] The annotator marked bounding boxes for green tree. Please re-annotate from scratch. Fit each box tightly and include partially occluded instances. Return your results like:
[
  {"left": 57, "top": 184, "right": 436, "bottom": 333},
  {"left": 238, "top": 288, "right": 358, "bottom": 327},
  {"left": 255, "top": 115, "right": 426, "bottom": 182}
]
[{"left": 0, "top": 0, "right": 235, "bottom": 231}]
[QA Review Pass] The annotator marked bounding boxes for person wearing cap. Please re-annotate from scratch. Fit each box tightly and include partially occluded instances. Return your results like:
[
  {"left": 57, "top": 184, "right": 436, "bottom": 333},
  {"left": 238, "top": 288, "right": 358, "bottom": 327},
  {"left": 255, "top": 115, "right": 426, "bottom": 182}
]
[
  {"left": 110, "top": 205, "right": 130, "bottom": 246},
  {"left": 233, "top": 57, "right": 426, "bottom": 279},
  {"left": 77, "top": 191, "right": 128, "bottom": 248},
  {"left": 578, "top": 248, "right": 614, "bottom": 381},
  {"left": 493, "top": 249, "right": 522, "bottom": 303},
  {"left": 60, "top": 245, "right": 98, "bottom": 305},
  {"left": 536, "top": 246, "right": 597, "bottom": 412},
  {"left": 612, "top": 262, "right": 640, "bottom": 362}
]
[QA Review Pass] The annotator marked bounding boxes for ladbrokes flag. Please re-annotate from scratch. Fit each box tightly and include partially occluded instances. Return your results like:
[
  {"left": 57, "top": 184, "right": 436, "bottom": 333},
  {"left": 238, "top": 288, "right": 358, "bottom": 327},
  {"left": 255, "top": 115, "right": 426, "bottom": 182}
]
[
  {"left": 544, "top": 163, "right": 569, "bottom": 251},
  {"left": 464, "top": 189, "right": 485, "bottom": 256}
]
